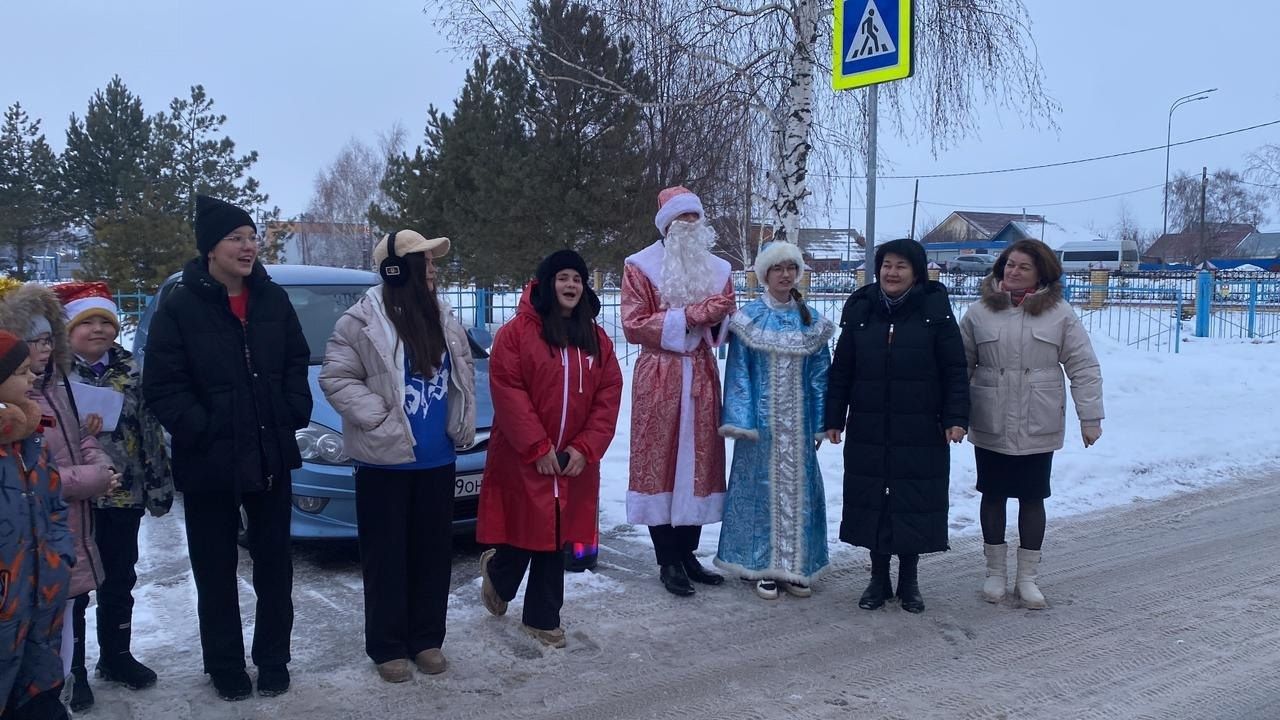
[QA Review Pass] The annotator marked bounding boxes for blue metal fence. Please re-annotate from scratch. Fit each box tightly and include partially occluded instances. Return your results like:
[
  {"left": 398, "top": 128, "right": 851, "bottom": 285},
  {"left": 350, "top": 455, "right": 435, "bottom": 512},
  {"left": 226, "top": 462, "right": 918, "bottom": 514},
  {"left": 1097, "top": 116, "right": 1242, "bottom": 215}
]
[
  {"left": 439, "top": 271, "right": 1192, "bottom": 361},
  {"left": 1194, "top": 270, "right": 1280, "bottom": 340}
]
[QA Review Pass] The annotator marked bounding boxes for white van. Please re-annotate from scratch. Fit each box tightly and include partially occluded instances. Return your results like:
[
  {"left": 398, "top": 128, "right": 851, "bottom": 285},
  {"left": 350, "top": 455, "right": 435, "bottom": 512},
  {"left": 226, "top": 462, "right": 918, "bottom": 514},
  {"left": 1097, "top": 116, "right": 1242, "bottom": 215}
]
[{"left": 1057, "top": 240, "right": 1139, "bottom": 273}]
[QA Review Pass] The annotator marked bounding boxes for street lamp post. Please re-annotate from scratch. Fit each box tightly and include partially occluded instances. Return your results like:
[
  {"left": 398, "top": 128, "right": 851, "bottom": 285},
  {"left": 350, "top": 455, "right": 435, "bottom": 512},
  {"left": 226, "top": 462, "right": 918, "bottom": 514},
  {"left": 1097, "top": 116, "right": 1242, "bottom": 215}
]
[{"left": 1164, "top": 88, "right": 1216, "bottom": 236}]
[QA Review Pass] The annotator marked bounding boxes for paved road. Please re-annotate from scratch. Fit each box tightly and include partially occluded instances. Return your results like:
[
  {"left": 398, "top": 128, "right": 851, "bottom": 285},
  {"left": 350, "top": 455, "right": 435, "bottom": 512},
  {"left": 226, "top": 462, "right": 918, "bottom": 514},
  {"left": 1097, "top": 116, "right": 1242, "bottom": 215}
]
[{"left": 83, "top": 472, "right": 1280, "bottom": 719}]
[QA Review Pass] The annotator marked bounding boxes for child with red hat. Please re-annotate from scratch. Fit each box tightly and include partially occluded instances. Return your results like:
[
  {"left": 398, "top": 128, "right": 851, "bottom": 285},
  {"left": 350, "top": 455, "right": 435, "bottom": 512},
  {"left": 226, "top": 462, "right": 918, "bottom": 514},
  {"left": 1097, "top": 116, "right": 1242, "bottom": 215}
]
[
  {"left": 0, "top": 282, "right": 120, "bottom": 713},
  {"left": 53, "top": 281, "right": 173, "bottom": 697},
  {"left": 0, "top": 329, "right": 75, "bottom": 719}
]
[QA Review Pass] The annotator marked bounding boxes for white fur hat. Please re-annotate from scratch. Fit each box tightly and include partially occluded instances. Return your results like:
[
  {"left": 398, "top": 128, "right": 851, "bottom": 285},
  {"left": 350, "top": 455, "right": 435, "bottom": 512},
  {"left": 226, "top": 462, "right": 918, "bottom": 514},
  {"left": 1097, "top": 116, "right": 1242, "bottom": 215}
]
[
  {"left": 753, "top": 241, "right": 806, "bottom": 282},
  {"left": 654, "top": 186, "right": 705, "bottom": 236}
]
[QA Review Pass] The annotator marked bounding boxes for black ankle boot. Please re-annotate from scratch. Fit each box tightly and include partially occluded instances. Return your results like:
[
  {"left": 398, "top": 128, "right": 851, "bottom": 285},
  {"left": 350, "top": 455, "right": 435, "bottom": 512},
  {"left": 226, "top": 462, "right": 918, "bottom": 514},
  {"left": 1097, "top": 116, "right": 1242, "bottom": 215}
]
[
  {"left": 681, "top": 555, "right": 724, "bottom": 585},
  {"left": 858, "top": 553, "right": 894, "bottom": 610},
  {"left": 659, "top": 563, "right": 696, "bottom": 596},
  {"left": 97, "top": 652, "right": 158, "bottom": 690},
  {"left": 896, "top": 554, "right": 925, "bottom": 613},
  {"left": 210, "top": 670, "right": 253, "bottom": 701},
  {"left": 69, "top": 666, "right": 94, "bottom": 712}
]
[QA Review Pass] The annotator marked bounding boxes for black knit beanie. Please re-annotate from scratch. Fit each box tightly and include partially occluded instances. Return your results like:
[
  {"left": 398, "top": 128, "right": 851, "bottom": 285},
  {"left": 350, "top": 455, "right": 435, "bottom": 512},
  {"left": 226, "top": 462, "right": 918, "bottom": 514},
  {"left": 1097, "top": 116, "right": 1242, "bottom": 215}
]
[
  {"left": 195, "top": 195, "right": 257, "bottom": 256},
  {"left": 874, "top": 238, "right": 929, "bottom": 285},
  {"left": 533, "top": 249, "right": 599, "bottom": 317}
]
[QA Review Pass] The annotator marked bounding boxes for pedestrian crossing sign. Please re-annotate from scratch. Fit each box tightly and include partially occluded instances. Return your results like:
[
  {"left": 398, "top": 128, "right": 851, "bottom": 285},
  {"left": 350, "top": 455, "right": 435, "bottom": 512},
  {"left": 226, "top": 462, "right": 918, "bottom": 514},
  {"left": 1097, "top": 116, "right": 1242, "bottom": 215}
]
[{"left": 832, "top": 0, "right": 914, "bottom": 91}]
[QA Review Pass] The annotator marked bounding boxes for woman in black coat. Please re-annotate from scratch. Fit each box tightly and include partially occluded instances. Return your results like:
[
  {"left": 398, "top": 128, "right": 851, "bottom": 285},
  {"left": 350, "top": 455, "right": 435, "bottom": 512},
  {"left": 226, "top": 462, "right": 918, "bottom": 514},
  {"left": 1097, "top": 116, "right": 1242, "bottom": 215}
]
[
  {"left": 141, "top": 196, "right": 311, "bottom": 701},
  {"left": 824, "top": 238, "right": 969, "bottom": 613}
]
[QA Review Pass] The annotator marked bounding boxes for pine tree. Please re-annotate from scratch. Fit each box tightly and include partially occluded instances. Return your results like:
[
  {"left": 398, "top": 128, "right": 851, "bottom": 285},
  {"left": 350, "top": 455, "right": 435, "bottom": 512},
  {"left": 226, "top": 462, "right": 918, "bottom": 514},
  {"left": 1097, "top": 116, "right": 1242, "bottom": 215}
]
[
  {"left": 79, "top": 190, "right": 191, "bottom": 293},
  {"left": 522, "top": 0, "right": 652, "bottom": 271},
  {"left": 61, "top": 76, "right": 152, "bottom": 229},
  {"left": 151, "top": 85, "right": 267, "bottom": 221},
  {"left": 373, "top": 49, "right": 536, "bottom": 287},
  {"left": 0, "top": 102, "right": 65, "bottom": 279}
]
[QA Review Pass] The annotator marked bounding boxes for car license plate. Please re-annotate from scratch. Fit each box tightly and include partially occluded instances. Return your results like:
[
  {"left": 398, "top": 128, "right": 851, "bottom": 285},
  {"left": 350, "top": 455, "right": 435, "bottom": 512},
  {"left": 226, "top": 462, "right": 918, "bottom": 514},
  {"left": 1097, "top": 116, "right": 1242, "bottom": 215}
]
[{"left": 455, "top": 474, "right": 481, "bottom": 498}]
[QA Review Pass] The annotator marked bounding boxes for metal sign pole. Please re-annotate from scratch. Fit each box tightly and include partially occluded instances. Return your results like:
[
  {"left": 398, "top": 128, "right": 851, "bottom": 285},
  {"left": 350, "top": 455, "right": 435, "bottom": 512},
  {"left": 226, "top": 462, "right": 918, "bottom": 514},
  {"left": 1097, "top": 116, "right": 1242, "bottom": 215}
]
[{"left": 864, "top": 83, "right": 879, "bottom": 287}]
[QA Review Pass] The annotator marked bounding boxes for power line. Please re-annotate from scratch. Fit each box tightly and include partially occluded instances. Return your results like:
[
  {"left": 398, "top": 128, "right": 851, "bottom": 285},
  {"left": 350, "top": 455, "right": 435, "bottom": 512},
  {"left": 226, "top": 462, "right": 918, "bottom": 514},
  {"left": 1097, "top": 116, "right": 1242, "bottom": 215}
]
[
  {"left": 1239, "top": 178, "right": 1280, "bottom": 190},
  {"left": 811, "top": 118, "right": 1280, "bottom": 181},
  {"left": 918, "top": 182, "right": 1165, "bottom": 211}
]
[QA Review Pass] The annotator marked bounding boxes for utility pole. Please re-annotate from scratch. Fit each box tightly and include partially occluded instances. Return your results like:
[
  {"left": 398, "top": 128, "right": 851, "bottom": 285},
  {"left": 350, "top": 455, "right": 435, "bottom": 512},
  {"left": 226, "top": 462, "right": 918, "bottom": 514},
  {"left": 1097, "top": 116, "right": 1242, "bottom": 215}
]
[
  {"left": 864, "top": 84, "right": 879, "bottom": 287},
  {"left": 1198, "top": 166, "right": 1208, "bottom": 264},
  {"left": 909, "top": 179, "right": 920, "bottom": 240}
]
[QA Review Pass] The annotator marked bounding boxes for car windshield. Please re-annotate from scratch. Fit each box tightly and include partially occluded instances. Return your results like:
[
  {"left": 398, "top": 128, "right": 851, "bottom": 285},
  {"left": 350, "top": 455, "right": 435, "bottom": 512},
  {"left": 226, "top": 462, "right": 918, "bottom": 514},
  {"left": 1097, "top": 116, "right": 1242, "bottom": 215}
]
[{"left": 283, "top": 285, "right": 373, "bottom": 364}]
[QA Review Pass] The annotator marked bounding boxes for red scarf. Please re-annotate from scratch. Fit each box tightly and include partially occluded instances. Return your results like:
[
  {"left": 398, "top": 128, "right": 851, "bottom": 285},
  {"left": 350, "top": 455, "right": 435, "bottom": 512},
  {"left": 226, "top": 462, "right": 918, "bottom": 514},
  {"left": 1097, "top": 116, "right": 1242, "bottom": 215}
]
[{"left": 1000, "top": 281, "right": 1033, "bottom": 307}]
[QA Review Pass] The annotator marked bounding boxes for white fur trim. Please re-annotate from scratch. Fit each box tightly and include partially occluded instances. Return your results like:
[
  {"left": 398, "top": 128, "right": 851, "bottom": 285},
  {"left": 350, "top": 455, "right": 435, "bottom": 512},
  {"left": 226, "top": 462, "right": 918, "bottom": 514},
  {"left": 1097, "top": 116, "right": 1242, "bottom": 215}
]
[
  {"left": 626, "top": 490, "right": 725, "bottom": 527},
  {"left": 65, "top": 296, "right": 119, "bottom": 326},
  {"left": 754, "top": 241, "right": 806, "bottom": 282},
  {"left": 712, "top": 557, "right": 828, "bottom": 586},
  {"left": 660, "top": 308, "right": 692, "bottom": 353},
  {"left": 654, "top": 193, "right": 704, "bottom": 236},
  {"left": 719, "top": 424, "right": 760, "bottom": 441}
]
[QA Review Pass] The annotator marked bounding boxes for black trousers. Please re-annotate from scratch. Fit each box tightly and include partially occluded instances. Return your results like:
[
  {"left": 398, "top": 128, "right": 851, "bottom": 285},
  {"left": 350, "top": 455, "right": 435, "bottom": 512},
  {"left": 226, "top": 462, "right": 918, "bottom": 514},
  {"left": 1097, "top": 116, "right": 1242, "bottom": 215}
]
[
  {"left": 94, "top": 507, "right": 144, "bottom": 658},
  {"left": 648, "top": 524, "right": 702, "bottom": 566},
  {"left": 354, "top": 464, "right": 455, "bottom": 664},
  {"left": 71, "top": 593, "right": 89, "bottom": 672},
  {"left": 182, "top": 479, "right": 294, "bottom": 674},
  {"left": 488, "top": 503, "right": 564, "bottom": 631}
]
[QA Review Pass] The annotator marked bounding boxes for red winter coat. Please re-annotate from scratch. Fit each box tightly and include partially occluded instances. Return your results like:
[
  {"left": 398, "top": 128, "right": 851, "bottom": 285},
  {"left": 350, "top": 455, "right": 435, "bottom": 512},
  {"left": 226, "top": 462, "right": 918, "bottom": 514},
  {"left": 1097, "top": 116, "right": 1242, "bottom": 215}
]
[{"left": 476, "top": 282, "right": 623, "bottom": 552}]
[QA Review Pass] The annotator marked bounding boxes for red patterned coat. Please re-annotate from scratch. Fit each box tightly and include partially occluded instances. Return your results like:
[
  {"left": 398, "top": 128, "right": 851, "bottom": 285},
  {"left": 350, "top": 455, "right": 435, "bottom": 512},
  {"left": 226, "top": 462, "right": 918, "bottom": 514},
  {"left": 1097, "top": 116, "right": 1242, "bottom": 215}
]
[{"left": 621, "top": 241, "right": 735, "bottom": 527}]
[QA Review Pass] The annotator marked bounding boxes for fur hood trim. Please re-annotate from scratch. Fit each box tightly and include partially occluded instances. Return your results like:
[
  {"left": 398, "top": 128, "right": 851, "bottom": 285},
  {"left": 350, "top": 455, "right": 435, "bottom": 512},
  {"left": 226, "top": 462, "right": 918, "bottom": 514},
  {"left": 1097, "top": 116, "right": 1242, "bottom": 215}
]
[
  {"left": 0, "top": 284, "right": 71, "bottom": 374},
  {"left": 979, "top": 276, "right": 1063, "bottom": 316}
]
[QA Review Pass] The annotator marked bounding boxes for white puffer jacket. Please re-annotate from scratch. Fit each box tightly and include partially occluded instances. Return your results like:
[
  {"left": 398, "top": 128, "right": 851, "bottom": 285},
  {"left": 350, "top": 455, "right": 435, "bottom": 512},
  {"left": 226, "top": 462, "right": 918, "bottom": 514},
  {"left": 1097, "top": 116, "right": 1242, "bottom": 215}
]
[
  {"left": 319, "top": 286, "right": 476, "bottom": 465},
  {"left": 959, "top": 278, "right": 1103, "bottom": 456}
]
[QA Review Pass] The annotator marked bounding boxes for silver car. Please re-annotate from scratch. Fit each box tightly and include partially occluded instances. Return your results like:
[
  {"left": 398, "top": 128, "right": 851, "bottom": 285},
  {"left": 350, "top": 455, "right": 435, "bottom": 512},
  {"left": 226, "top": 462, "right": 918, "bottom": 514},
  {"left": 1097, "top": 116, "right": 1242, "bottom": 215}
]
[{"left": 950, "top": 253, "right": 997, "bottom": 274}]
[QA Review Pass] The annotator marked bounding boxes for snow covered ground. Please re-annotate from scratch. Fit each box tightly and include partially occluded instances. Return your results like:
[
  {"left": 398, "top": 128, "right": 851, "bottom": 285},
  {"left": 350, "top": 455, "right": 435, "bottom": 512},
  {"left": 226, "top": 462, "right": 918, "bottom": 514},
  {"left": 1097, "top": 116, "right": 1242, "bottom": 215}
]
[
  {"left": 597, "top": 333, "right": 1280, "bottom": 561},
  {"left": 74, "top": 321, "right": 1280, "bottom": 718}
]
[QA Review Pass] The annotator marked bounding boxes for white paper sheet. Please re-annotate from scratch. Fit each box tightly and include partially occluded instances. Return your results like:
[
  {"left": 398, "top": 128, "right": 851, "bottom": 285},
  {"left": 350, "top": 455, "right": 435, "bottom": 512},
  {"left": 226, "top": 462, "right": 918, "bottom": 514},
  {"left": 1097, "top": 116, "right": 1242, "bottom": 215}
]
[{"left": 69, "top": 381, "right": 125, "bottom": 433}]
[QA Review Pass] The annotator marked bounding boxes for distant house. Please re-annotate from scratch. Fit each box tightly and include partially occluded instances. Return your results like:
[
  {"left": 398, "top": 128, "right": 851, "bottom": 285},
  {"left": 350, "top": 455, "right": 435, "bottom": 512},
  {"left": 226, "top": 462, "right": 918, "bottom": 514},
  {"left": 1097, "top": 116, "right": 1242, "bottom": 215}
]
[
  {"left": 921, "top": 211, "right": 1045, "bottom": 245},
  {"left": 989, "top": 220, "right": 1103, "bottom": 250},
  {"left": 266, "top": 220, "right": 376, "bottom": 268},
  {"left": 748, "top": 224, "right": 864, "bottom": 272},
  {"left": 1144, "top": 224, "right": 1256, "bottom": 265},
  {"left": 1233, "top": 231, "right": 1280, "bottom": 259}
]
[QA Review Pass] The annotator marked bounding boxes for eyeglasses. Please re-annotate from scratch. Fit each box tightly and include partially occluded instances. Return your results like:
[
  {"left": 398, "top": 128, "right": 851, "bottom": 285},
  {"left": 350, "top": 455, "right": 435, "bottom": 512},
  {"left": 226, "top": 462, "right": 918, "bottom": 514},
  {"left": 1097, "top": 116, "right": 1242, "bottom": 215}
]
[
  {"left": 25, "top": 335, "right": 53, "bottom": 349},
  {"left": 221, "top": 234, "right": 261, "bottom": 246}
]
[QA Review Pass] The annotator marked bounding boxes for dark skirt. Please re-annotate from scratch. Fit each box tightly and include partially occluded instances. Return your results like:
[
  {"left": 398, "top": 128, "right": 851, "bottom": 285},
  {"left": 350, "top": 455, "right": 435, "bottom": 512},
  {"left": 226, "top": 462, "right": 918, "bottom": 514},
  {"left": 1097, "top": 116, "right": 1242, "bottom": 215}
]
[{"left": 974, "top": 447, "right": 1054, "bottom": 500}]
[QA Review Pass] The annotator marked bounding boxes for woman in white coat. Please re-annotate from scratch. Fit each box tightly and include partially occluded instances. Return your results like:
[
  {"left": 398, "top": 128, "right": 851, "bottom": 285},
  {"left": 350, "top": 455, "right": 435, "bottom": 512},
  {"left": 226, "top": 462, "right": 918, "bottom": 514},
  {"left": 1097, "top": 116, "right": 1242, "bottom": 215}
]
[
  {"left": 959, "top": 239, "right": 1103, "bottom": 609},
  {"left": 320, "top": 230, "right": 476, "bottom": 682}
]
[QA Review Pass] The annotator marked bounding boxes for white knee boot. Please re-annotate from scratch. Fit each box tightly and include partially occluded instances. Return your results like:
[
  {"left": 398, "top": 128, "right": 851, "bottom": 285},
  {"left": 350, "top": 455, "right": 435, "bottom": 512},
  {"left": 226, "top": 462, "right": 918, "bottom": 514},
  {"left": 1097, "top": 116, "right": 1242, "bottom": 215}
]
[
  {"left": 982, "top": 543, "right": 1008, "bottom": 603},
  {"left": 1015, "top": 548, "right": 1047, "bottom": 609}
]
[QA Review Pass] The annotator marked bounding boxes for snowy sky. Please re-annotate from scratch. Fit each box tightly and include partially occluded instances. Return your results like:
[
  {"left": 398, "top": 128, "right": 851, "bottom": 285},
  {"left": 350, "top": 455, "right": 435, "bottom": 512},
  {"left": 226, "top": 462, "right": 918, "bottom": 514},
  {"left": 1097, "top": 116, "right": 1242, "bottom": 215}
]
[{"left": 3, "top": 0, "right": 1278, "bottom": 240}]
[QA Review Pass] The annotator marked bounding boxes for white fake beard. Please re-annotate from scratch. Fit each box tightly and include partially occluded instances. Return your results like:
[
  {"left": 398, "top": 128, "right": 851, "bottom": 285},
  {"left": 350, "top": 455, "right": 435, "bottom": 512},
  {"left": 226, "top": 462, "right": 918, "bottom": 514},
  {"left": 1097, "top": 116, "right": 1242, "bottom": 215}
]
[{"left": 659, "top": 220, "right": 722, "bottom": 308}]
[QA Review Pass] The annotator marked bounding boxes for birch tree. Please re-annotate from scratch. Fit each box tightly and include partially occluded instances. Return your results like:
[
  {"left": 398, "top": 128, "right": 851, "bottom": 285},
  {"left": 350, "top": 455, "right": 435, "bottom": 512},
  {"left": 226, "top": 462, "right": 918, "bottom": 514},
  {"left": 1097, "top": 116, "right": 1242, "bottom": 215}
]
[{"left": 433, "top": 0, "right": 1055, "bottom": 247}]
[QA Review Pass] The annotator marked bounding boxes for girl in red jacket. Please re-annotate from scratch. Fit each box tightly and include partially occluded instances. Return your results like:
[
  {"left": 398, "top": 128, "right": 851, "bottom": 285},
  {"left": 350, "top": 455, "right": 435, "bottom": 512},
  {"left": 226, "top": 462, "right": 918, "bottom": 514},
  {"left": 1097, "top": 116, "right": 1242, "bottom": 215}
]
[{"left": 476, "top": 250, "right": 623, "bottom": 649}]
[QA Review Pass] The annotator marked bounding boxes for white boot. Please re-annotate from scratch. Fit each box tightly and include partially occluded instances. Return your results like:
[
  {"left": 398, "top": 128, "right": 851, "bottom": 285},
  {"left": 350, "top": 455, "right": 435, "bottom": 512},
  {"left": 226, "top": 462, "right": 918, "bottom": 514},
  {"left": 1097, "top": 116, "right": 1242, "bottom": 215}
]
[
  {"left": 1015, "top": 548, "right": 1048, "bottom": 609},
  {"left": 982, "top": 543, "right": 1008, "bottom": 603}
]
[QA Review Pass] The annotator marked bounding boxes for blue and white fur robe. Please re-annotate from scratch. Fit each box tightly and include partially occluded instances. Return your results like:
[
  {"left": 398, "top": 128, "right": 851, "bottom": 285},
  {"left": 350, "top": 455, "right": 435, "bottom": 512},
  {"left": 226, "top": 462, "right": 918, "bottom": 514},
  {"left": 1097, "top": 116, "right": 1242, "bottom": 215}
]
[{"left": 714, "top": 293, "right": 834, "bottom": 584}]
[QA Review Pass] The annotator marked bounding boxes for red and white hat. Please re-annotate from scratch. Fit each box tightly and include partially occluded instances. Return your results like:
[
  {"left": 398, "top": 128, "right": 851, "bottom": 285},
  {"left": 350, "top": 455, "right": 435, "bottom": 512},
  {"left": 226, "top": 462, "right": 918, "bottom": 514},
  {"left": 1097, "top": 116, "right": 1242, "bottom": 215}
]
[
  {"left": 654, "top": 185, "right": 705, "bottom": 236},
  {"left": 52, "top": 282, "right": 120, "bottom": 333}
]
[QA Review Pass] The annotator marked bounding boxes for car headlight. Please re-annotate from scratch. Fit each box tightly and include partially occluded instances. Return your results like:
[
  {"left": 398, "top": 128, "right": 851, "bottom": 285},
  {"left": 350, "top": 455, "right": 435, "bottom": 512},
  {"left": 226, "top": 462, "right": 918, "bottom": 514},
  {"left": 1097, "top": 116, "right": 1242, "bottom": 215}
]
[{"left": 296, "top": 423, "right": 350, "bottom": 465}]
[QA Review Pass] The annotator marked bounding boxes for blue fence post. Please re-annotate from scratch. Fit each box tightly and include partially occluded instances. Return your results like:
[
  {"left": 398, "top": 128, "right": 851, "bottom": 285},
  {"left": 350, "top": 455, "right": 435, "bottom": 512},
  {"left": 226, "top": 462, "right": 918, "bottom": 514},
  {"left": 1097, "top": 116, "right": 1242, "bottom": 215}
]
[
  {"left": 1175, "top": 291, "right": 1182, "bottom": 354},
  {"left": 1247, "top": 281, "right": 1258, "bottom": 339},
  {"left": 1194, "top": 270, "right": 1212, "bottom": 338},
  {"left": 474, "top": 288, "right": 488, "bottom": 329}
]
